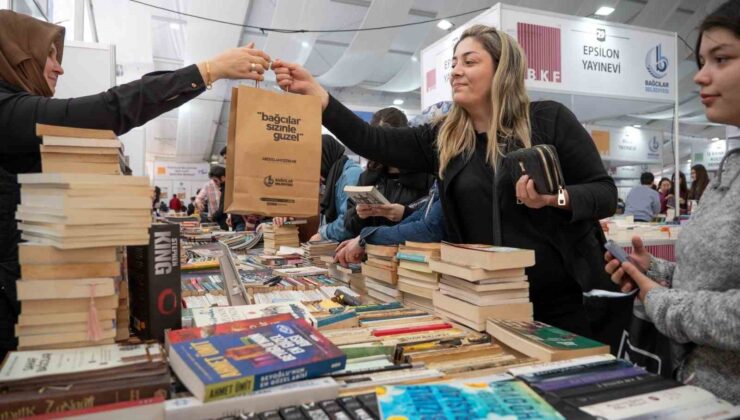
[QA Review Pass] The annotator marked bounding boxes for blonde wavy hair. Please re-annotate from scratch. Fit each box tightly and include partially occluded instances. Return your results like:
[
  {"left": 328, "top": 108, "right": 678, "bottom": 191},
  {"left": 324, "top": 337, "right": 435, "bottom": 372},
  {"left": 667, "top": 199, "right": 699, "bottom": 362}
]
[{"left": 436, "top": 25, "right": 531, "bottom": 178}]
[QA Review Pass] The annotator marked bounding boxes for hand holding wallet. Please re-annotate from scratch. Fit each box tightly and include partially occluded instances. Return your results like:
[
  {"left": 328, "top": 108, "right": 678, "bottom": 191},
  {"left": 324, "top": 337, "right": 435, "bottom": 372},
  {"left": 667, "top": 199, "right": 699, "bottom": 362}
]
[{"left": 505, "top": 144, "right": 566, "bottom": 206}]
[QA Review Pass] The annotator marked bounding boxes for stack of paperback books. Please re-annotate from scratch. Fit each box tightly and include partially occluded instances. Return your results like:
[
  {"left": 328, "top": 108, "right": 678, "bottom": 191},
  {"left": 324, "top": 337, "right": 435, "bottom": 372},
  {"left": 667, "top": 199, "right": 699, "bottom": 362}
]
[
  {"left": 262, "top": 223, "right": 300, "bottom": 252},
  {"left": 327, "top": 262, "right": 365, "bottom": 294},
  {"left": 302, "top": 240, "right": 339, "bottom": 267},
  {"left": 0, "top": 343, "right": 169, "bottom": 418},
  {"left": 395, "top": 242, "right": 440, "bottom": 312},
  {"left": 361, "top": 244, "right": 400, "bottom": 304},
  {"left": 15, "top": 172, "right": 151, "bottom": 248},
  {"left": 505, "top": 354, "right": 737, "bottom": 419},
  {"left": 15, "top": 244, "right": 121, "bottom": 349},
  {"left": 430, "top": 243, "right": 535, "bottom": 331},
  {"left": 37, "top": 124, "right": 124, "bottom": 174},
  {"left": 12, "top": 124, "right": 151, "bottom": 349}
]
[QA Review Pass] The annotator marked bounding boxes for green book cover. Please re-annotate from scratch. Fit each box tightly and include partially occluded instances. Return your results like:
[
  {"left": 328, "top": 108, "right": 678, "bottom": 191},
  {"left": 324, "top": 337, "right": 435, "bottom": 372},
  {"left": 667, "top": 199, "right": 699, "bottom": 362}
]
[{"left": 493, "top": 320, "right": 605, "bottom": 350}]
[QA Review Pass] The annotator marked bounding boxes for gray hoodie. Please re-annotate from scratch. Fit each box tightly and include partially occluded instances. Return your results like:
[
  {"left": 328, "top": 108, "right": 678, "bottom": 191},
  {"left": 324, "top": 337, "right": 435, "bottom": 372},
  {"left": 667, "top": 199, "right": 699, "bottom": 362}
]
[{"left": 644, "top": 147, "right": 740, "bottom": 404}]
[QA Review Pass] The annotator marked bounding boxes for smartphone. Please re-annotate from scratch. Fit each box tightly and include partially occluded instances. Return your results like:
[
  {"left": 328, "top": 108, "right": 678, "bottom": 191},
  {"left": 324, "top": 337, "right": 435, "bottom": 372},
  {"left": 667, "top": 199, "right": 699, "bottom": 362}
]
[{"left": 604, "top": 240, "right": 630, "bottom": 264}]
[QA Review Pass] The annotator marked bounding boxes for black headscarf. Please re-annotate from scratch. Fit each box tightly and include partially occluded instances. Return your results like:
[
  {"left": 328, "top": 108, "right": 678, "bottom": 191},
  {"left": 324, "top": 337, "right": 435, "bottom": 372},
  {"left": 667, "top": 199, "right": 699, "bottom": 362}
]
[{"left": 320, "top": 134, "right": 349, "bottom": 223}]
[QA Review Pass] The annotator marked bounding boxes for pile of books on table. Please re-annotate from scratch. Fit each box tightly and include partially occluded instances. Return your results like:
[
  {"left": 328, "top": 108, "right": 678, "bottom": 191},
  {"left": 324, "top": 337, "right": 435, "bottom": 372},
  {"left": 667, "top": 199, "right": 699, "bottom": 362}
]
[
  {"left": 430, "top": 242, "right": 535, "bottom": 331},
  {"left": 302, "top": 239, "right": 339, "bottom": 267},
  {"left": 395, "top": 242, "right": 440, "bottom": 312},
  {"left": 262, "top": 223, "right": 300, "bottom": 252},
  {"left": 13, "top": 124, "right": 151, "bottom": 349},
  {"left": 0, "top": 343, "right": 169, "bottom": 418},
  {"left": 361, "top": 244, "right": 400, "bottom": 303}
]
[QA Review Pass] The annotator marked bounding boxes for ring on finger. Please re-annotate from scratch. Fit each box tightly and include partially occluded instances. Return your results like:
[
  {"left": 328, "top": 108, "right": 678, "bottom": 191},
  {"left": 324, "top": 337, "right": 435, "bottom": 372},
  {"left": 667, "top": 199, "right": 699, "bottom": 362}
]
[{"left": 250, "top": 62, "right": 257, "bottom": 72}]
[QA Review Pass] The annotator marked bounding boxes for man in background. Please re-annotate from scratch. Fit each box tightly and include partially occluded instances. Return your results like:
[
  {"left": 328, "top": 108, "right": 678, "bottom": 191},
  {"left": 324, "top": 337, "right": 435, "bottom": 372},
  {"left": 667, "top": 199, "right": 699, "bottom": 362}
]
[
  {"left": 625, "top": 172, "right": 661, "bottom": 222},
  {"left": 168, "top": 194, "right": 182, "bottom": 212}
]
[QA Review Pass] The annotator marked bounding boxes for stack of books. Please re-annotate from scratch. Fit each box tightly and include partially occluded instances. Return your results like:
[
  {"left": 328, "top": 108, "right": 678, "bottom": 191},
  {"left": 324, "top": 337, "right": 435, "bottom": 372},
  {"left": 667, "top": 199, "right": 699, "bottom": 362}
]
[
  {"left": 15, "top": 173, "right": 151, "bottom": 248},
  {"left": 328, "top": 263, "right": 364, "bottom": 294},
  {"left": 0, "top": 343, "right": 170, "bottom": 418},
  {"left": 395, "top": 242, "right": 441, "bottom": 312},
  {"left": 430, "top": 243, "right": 535, "bottom": 331},
  {"left": 302, "top": 240, "right": 338, "bottom": 267},
  {"left": 361, "top": 244, "right": 399, "bottom": 303},
  {"left": 503, "top": 353, "right": 737, "bottom": 419},
  {"left": 15, "top": 243, "right": 122, "bottom": 350},
  {"left": 37, "top": 124, "right": 124, "bottom": 175},
  {"left": 262, "top": 223, "right": 300, "bottom": 252}
]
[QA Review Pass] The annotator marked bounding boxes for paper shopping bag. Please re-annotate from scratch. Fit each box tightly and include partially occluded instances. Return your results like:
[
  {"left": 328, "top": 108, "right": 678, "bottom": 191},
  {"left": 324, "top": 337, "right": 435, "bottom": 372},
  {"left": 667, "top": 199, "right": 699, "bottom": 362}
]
[{"left": 225, "top": 85, "right": 321, "bottom": 217}]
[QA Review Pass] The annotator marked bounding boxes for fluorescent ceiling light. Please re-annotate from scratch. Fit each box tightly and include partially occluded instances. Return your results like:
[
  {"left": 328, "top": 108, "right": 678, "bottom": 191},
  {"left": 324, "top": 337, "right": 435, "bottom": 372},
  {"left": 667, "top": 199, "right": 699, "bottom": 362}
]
[
  {"left": 169, "top": 22, "right": 180, "bottom": 30},
  {"left": 595, "top": 6, "right": 615, "bottom": 16},
  {"left": 301, "top": 41, "right": 310, "bottom": 48},
  {"left": 393, "top": 99, "right": 404, "bottom": 105},
  {"left": 687, "top": 159, "right": 692, "bottom": 163},
  {"left": 437, "top": 19, "right": 454, "bottom": 30},
  {"left": 632, "top": 124, "right": 641, "bottom": 128},
  {"left": 410, "top": 56, "right": 418, "bottom": 62}
]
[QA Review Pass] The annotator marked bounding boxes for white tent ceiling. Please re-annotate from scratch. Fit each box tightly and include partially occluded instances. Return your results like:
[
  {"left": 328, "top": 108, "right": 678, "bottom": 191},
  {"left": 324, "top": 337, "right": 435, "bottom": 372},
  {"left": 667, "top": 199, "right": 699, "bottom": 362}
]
[{"left": 83, "top": 0, "right": 726, "bottom": 163}]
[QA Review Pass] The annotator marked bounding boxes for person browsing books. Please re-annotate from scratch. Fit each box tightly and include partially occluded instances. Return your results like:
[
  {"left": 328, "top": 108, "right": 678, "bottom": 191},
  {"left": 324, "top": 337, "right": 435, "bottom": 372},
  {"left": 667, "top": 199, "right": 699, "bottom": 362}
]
[
  {"left": 344, "top": 107, "right": 435, "bottom": 237},
  {"left": 336, "top": 182, "right": 444, "bottom": 266},
  {"left": 0, "top": 10, "right": 271, "bottom": 357},
  {"left": 605, "top": 0, "right": 740, "bottom": 403},
  {"left": 273, "top": 24, "right": 617, "bottom": 336}
]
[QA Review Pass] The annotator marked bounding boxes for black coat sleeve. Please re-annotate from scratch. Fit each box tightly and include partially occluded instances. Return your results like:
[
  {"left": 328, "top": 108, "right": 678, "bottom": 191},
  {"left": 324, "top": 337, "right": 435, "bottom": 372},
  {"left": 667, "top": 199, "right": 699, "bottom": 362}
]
[
  {"left": 322, "top": 95, "right": 439, "bottom": 174},
  {"left": 0, "top": 65, "right": 206, "bottom": 154},
  {"left": 546, "top": 102, "right": 617, "bottom": 221}
]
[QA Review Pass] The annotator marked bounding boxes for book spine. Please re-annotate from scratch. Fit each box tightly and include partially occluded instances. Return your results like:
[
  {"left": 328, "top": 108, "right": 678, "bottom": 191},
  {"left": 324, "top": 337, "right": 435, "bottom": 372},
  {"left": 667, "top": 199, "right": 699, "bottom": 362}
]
[
  {"left": 548, "top": 373, "right": 663, "bottom": 400},
  {"left": 395, "top": 253, "right": 427, "bottom": 263},
  {"left": 563, "top": 377, "right": 681, "bottom": 407},
  {"left": 0, "top": 381, "right": 169, "bottom": 418},
  {"left": 203, "top": 356, "right": 345, "bottom": 402},
  {"left": 534, "top": 367, "right": 646, "bottom": 392},
  {"left": 519, "top": 360, "right": 630, "bottom": 382}
]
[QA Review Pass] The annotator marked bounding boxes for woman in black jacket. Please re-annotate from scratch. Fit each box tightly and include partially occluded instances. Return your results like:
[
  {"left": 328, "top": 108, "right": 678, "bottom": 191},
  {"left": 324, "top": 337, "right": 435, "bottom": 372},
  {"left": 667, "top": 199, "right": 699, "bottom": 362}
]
[
  {"left": 344, "top": 107, "right": 435, "bottom": 236},
  {"left": 274, "top": 25, "right": 617, "bottom": 336},
  {"left": 0, "top": 10, "right": 270, "bottom": 356}
]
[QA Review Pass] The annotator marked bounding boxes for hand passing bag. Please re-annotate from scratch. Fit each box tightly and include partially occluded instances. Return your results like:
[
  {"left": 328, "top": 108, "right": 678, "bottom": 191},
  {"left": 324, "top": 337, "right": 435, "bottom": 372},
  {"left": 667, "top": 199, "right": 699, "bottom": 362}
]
[
  {"left": 505, "top": 144, "right": 566, "bottom": 205},
  {"left": 224, "top": 85, "right": 322, "bottom": 217}
]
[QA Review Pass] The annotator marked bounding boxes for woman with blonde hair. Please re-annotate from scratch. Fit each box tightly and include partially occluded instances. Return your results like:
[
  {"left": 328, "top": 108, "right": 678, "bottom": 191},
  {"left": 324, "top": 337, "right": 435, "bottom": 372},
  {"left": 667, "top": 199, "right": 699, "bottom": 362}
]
[{"left": 274, "top": 25, "right": 616, "bottom": 334}]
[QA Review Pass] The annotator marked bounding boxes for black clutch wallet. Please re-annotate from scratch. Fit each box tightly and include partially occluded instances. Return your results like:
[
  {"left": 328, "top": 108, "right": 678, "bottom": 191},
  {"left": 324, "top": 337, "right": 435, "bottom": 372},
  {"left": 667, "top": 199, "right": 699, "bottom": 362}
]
[{"left": 505, "top": 144, "right": 566, "bottom": 205}]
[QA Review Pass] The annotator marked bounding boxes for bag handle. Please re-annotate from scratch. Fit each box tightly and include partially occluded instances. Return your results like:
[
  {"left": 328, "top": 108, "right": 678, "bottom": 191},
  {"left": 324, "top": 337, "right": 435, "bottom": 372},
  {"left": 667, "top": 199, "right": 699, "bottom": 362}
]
[{"left": 251, "top": 61, "right": 290, "bottom": 93}]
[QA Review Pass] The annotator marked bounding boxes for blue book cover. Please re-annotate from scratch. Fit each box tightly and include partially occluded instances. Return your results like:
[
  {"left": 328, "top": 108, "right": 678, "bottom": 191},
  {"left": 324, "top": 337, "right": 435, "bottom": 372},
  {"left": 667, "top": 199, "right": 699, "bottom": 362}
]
[
  {"left": 395, "top": 252, "right": 428, "bottom": 263},
  {"left": 170, "top": 319, "right": 346, "bottom": 402},
  {"left": 377, "top": 380, "right": 564, "bottom": 420},
  {"left": 533, "top": 366, "right": 647, "bottom": 392}
]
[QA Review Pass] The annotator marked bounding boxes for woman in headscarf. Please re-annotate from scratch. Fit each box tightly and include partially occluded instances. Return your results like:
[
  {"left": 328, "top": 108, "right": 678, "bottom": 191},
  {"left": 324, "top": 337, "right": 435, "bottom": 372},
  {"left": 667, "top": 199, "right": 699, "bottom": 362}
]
[
  {"left": 0, "top": 10, "right": 271, "bottom": 356},
  {"left": 314, "top": 134, "right": 362, "bottom": 241}
]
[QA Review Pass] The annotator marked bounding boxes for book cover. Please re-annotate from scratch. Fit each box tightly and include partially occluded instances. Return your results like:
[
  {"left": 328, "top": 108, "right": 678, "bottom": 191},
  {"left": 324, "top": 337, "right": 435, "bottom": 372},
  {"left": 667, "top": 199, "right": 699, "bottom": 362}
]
[
  {"left": 377, "top": 380, "right": 564, "bottom": 420},
  {"left": 190, "top": 302, "right": 316, "bottom": 327},
  {"left": 487, "top": 319, "right": 609, "bottom": 361},
  {"left": 167, "top": 314, "right": 294, "bottom": 346},
  {"left": 343, "top": 185, "right": 390, "bottom": 205},
  {"left": 0, "top": 343, "right": 164, "bottom": 385},
  {"left": 127, "top": 223, "right": 182, "bottom": 342},
  {"left": 440, "top": 242, "right": 535, "bottom": 271},
  {"left": 579, "top": 385, "right": 717, "bottom": 419},
  {"left": 169, "top": 319, "right": 346, "bottom": 402}
]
